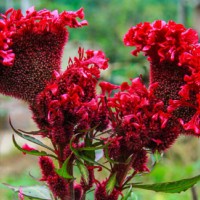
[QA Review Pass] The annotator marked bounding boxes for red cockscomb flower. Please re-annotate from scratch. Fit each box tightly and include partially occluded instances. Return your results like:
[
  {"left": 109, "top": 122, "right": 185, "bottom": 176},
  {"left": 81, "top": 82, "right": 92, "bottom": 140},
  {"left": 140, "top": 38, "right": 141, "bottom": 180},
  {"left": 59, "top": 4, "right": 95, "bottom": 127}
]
[
  {"left": 32, "top": 48, "right": 108, "bottom": 148},
  {"left": 124, "top": 20, "right": 198, "bottom": 103},
  {"left": 103, "top": 78, "right": 179, "bottom": 173},
  {"left": 95, "top": 180, "right": 121, "bottom": 200},
  {"left": 124, "top": 20, "right": 199, "bottom": 135},
  {"left": 0, "top": 7, "right": 87, "bottom": 104},
  {"left": 39, "top": 156, "right": 69, "bottom": 199}
]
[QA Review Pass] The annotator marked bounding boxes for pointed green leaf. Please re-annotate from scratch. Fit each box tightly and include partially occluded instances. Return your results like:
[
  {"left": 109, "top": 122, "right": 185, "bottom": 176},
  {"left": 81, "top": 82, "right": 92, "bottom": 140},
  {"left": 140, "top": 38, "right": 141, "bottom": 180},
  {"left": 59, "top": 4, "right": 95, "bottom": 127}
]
[
  {"left": 18, "top": 129, "right": 46, "bottom": 135},
  {"left": 76, "top": 159, "right": 89, "bottom": 185},
  {"left": 106, "top": 172, "right": 117, "bottom": 195},
  {"left": 69, "top": 134, "right": 110, "bottom": 172},
  {"left": 80, "top": 151, "right": 110, "bottom": 172},
  {"left": 12, "top": 135, "right": 57, "bottom": 159},
  {"left": 10, "top": 119, "right": 54, "bottom": 152},
  {"left": 121, "top": 186, "right": 133, "bottom": 200},
  {"left": 56, "top": 156, "right": 74, "bottom": 179},
  {"left": 2, "top": 184, "right": 52, "bottom": 200},
  {"left": 120, "top": 186, "right": 138, "bottom": 200},
  {"left": 132, "top": 174, "right": 200, "bottom": 193},
  {"left": 151, "top": 150, "right": 163, "bottom": 167},
  {"left": 77, "top": 144, "right": 106, "bottom": 151}
]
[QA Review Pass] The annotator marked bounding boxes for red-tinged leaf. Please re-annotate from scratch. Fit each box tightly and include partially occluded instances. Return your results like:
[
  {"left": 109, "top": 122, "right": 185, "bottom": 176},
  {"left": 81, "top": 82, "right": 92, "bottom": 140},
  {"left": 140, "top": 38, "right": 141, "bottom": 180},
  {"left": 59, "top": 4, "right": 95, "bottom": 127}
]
[
  {"left": 10, "top": 118, "right": 54, "bottom": 152},
  {"left": 131, "top": 174, "right": 200, "bottom": 193},
  {"left": 12, "top": 135, "right": 57, "bottom": 159},
  {"left": 2, "top": 184, "right": 52, "bottom": 200}
]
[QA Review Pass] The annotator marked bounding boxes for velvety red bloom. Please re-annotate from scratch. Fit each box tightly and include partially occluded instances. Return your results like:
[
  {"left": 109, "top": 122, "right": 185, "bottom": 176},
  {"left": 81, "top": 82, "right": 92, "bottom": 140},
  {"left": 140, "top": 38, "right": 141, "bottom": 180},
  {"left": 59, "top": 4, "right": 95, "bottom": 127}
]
[
  {"left": 132, "top": 149, "right": 149, "bottom": 172},
  {"left": 39, "top": 156, "right": 56, "bottom": 181},
  {"left": 32, "top": 48, "right": 108, "bottom": 147},
  {"left": 0, "top": 7, "right": 87, "bottom": 104},
  {"left": 47, "top": 175, "right": 69, "bottom": 200},
  {"left": 95, "top": 181, "right": 121, "bottom": 200},
  {"left": 74, "top": 183, "right": 84, "bottom": 200},
  {"left": 124, "top": 20, "right": 200, "bottom": 135},
  {"left": 39, "top": 156, "right": 69, "bottom": 199},
  {"left": 123, "top": 20, "right": 198, "bottom": 102},
  {"left": 104, "top": 78, "right": 180, "bottom": 173},
  {"left": 124, "top": 20, "right": 198, "bottom": 64}
]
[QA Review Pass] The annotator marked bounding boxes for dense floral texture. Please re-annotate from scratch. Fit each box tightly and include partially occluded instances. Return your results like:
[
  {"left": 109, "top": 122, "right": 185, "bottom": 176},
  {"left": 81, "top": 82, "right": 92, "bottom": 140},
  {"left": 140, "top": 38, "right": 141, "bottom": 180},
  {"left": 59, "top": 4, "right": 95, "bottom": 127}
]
[
  {"left": 32, "top": 48, "right": 108, "bottom": 152},
  {"left": 32, "top": 48, "right": 109, "bottom": 199},
  {"left": 95, "top": 181, "right": 121, "bottom": 200},
  {"left": 3, "top": 8, "right": 200, "bottom": 199},
  {"left": 103, "top": 78, "right": 179, "bottom": 174},
  {"left": 39, "top": 156, "right": 69, "bottom": 199},
  {"left": 0, "top": 7, "right": 87, "bottom": 103},
  {"left": 124, "top": 20, "right": 200, "bottom": 135}
]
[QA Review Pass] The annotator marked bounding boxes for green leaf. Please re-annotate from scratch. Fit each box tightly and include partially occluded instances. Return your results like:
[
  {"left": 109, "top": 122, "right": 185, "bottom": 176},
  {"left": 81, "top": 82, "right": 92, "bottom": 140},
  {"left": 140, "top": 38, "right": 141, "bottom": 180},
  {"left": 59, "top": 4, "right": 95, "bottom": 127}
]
[
  {"left": 80, "top": 151, "right": 110, "bottom": 171},
  {"left": 12, "top": 135, "right": 57, "bottom": 159},
  {"left": 121, "top": 186, "right": 133, "bottom": 200},
  {"left": 56, "top": 156, "right": 74, "bottom": 179},
  {"left": 19, "top": 129, "right": 46, "bottom": 135},
  {"left": 76, "top": 159, "right": 89, "bottom": 185},
  {"left": 2, "top": 184, "right": 52, "bottom": 200},
  {"left": 151, "top": 150, "right": 163, "bottom": 167},
  {"left": 132, "top": 174, "right": 200, "bottom": 193},
  {"left": 9, "top": 118, "right": 54, "bottom": 152},
  {"left": 120, "top": 186, "right": 138, "bottom": 200},
  {"left": 106, "top": 172, "right": 117, "bottom": 195},
  {"left": 69, "top": 134, "right": 110, "bottom": 172}
]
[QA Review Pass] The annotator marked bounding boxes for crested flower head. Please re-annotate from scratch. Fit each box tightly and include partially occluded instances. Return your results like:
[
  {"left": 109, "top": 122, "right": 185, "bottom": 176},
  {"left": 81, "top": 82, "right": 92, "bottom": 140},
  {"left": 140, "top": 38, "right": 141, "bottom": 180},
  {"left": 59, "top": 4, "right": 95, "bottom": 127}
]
[
  {"left": 94, "top": 180, "right": 121, "bottom": 200},
  {"left": 32, "top": 48, "right": 108, "bottom": 146},
  {"left": 124, "top": 20, "right": 198, "bottom": 64},
  {"left": 104, "top": 78, "right": 180, "bottom": 173},
  {"left": 0, "top": 7, "right": 87, "bottom": 104},
  {"left": 124, "top": 20, "right": 200, "bottom": 135}
]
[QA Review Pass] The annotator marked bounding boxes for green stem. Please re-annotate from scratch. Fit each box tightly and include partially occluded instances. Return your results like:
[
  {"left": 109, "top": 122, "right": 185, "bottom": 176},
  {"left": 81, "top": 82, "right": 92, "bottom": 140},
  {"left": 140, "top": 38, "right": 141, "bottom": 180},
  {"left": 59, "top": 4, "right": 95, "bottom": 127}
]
[
  {"left": 112, "top": 154, "right": 137, "bottom": 188},
  {"left": 66, "top": 160, "right": 74, "bottom": 200}
]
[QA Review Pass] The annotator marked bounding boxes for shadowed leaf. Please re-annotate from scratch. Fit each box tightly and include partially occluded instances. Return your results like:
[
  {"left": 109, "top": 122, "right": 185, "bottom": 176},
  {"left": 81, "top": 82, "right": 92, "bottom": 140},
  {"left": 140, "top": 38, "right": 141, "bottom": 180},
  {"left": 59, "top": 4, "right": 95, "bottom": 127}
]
[
  {"left": 131, "top": 174, "right": 200, "bottom": 193},
  {"left": 2, "top": 184, "right": 52, "bottom": 200}
]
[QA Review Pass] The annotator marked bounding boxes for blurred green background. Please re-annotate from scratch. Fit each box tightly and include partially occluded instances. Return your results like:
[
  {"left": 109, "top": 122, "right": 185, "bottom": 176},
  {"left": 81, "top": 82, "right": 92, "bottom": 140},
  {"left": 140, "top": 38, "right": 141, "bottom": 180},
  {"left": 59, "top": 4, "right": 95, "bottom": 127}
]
[{"left": 0, "top": 0, "right": 200, "bottom": 199}]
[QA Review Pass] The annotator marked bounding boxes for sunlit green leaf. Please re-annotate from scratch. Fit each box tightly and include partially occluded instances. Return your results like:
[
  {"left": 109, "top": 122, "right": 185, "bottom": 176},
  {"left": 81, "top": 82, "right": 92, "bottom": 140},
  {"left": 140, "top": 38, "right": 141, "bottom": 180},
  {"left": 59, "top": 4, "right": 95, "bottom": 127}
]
[
  {"left": 132, "top": 174, "right": 200, "bottom": 193},
  {"left": 121, "top": 186, "right": 138, "bottom": 200},
  {"left": 2, "top": 184, "right": 52, "bottom": 200},
  {"left": 106, "top": 172, "right": 117, "bottom": 195},
  {"left": 121, "top": 186, "right": 133, "bottom": 200},
  {"left": 69, "top": 134, "right": 110, "bottom": 172},
  {"left": 76, "top": 159, "right": 89, "bottom": 185},
  {"left": 56, "top": 156, "right": 74, "bottom": 179}
]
